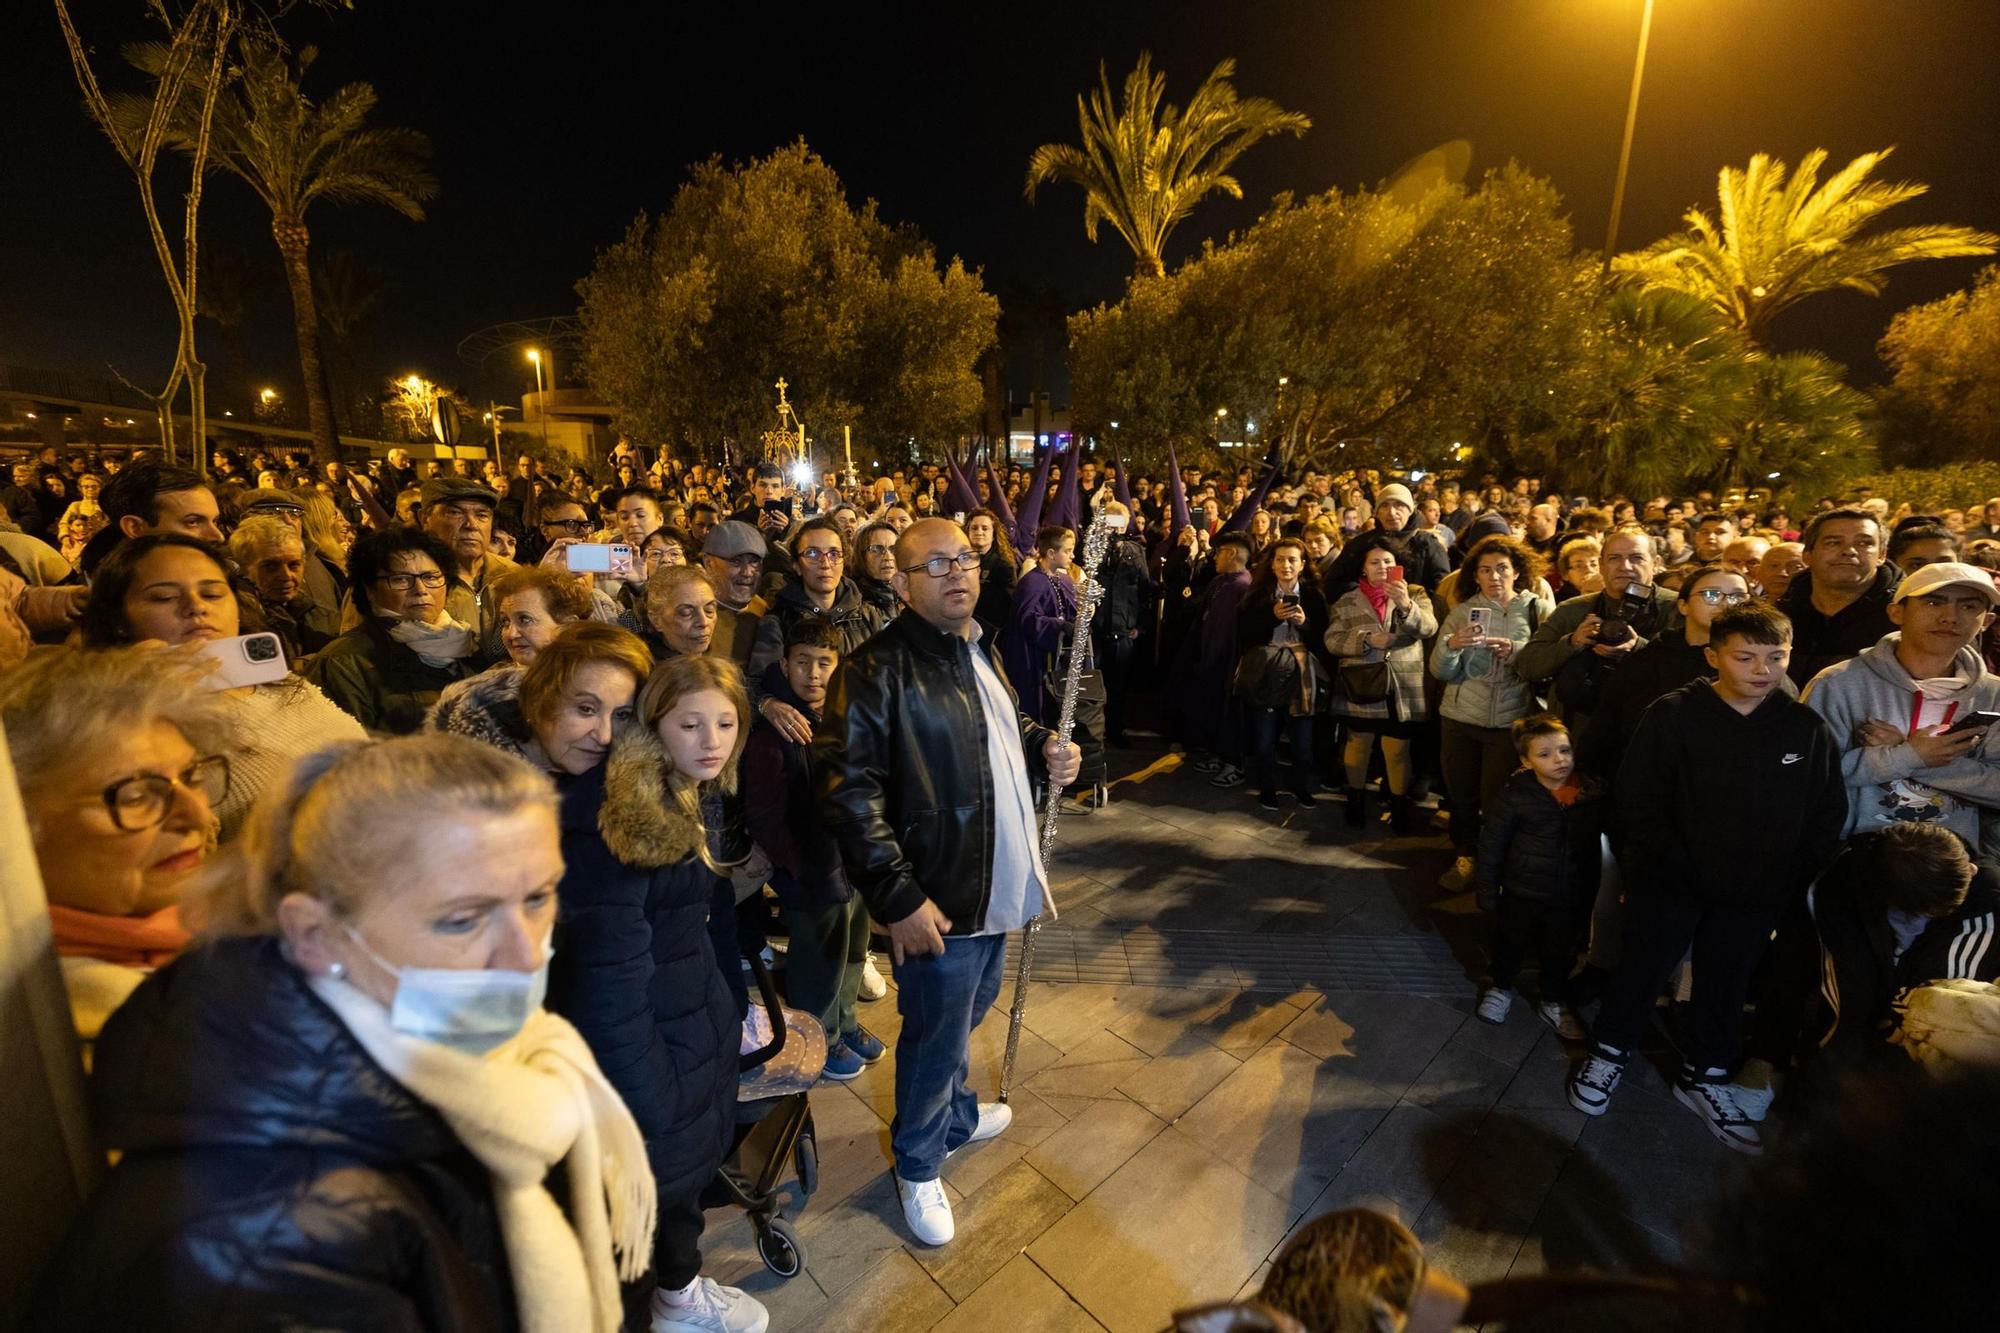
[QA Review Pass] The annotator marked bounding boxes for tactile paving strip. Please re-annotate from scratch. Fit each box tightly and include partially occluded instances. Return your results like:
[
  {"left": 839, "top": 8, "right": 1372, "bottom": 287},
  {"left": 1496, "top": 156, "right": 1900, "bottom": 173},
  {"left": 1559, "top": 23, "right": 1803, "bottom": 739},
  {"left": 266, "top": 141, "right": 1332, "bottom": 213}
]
[{"left": 1004, "top": 924, "right": 1467, "bottom": 994}]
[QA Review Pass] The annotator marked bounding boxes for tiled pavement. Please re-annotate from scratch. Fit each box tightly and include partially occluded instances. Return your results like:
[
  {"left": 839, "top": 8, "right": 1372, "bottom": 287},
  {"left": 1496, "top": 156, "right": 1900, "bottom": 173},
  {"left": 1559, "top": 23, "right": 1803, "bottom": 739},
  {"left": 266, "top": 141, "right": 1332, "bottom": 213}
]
[{"left": 700, "top": 743, "right": 1751, "bottom": 1331}]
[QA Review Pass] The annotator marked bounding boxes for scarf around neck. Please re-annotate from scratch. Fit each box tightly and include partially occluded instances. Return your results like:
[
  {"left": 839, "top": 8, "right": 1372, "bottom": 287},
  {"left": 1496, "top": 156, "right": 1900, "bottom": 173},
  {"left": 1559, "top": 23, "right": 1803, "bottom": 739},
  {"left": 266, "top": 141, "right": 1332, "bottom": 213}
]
[
  {"left": 1361, "top": 579, "right": 1391, "bottom": 620},
  {"left": 48, "top": 902, "right": 188, "bottom": 968},
  {"left": 308, "top": 975, "right": 655, "bottom": 1333},
  {"left": 387, "top": 613, "right": 477, "bottom": 668}
]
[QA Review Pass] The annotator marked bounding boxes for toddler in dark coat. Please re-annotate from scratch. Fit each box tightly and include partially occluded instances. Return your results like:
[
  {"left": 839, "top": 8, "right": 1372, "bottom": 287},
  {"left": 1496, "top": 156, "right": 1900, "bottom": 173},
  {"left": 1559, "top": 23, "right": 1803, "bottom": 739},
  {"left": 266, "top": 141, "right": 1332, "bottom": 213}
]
[{"left": 1474, "top": 714, "right": 1604, "bottom": 1037}]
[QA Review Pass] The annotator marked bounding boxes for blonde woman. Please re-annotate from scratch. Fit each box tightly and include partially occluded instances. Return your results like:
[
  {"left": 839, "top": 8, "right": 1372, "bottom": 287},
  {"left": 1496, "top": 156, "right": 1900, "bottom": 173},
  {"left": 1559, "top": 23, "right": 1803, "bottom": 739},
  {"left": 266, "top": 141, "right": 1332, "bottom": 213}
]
[
  {"left": 32, "top": 735, "right": 654, "bottom": 1331},
  {"left": 1, "top": 645, "right": 230, "bottom": 1049},
  {"left": 543, "top": 651, "right": 767, "bottom": 1333}
]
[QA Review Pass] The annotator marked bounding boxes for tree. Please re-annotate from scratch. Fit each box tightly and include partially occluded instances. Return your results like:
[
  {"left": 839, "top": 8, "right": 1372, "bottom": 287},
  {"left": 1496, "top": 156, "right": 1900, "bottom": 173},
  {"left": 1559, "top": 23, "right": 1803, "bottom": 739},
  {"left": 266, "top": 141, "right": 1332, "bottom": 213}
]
[
  {"left": 57, "top": 0, "right": 240, "bottom": 471},
  {"left": 1614, "top": 148, "right": 1996, "bottom": 343},
  {"left": 314, "top": 247, "right": 386, "bottom": 434},
  {"left": 1711, "top": 350, "right": 1871, "bottom": 494},
  {"left": 1025, "top": 54, "right": 1310, "bottom": 280},
  {"left": 132, "top": 36, "right": 435, "bottom": 460},
  {"left": 1068, "top": 167, "right": 1594, "bottom": 473},
  {"left": 194, "top": 240, "right": 266, "bottom": 408},
  {"left": 576, "top": 141, "right": 997, "bottom": 463},
  {"left": 1875, "top": 266, "right": 2000, "bottom": 466}
]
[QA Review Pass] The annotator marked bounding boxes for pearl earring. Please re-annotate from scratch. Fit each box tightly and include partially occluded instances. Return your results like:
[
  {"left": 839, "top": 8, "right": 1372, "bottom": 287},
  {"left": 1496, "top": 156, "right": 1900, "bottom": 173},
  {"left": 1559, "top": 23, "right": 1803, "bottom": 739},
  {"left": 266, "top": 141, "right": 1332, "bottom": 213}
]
[{"left": 328, "top": 961, "right": 346, "bottom": 979}]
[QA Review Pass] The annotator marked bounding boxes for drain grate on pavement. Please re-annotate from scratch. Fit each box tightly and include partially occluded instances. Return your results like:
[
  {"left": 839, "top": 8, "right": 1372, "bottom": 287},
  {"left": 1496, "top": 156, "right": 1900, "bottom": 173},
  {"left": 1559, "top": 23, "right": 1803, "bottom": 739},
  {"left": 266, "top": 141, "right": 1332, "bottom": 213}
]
[{"left": 1004, "top": 924, "right": 1468, "bottom": 994}]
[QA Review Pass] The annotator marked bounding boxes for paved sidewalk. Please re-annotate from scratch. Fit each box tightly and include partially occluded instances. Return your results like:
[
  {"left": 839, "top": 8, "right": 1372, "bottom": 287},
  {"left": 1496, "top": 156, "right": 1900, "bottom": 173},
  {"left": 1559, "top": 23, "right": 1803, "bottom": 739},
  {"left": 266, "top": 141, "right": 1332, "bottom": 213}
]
[{"left": 700, "top": 746, "right": 1747, "bottom": 1331}]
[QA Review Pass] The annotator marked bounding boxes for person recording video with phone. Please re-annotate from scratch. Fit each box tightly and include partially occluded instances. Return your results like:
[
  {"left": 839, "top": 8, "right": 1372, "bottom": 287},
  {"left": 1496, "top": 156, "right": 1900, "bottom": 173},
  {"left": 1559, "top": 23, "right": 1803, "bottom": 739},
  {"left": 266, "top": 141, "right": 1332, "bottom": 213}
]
[{"left": 77, "top": 534, "right": 364, "bottom": 840}]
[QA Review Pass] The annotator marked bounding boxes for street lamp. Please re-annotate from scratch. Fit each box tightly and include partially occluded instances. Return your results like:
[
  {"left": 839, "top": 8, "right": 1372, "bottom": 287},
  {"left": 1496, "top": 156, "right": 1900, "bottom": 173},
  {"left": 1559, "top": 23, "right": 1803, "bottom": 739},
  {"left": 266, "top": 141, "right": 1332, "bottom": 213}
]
[
  {"left": 1602, "top": 0, "right": 1657, "bottom": 269},
  {"left": 526, "top": 348, "right": 550, "bottom": 450}
]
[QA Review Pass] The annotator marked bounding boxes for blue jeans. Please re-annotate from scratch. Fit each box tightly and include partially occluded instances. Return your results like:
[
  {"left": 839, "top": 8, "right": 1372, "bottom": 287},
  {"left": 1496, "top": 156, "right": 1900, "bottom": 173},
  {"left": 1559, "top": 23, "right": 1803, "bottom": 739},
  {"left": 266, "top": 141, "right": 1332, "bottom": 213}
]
[
  {"left": 1248, "top": 707, "right": 1315, "bottom": 794},
  {"left": 889, "top": 932, "right": 1006, "bottom": 1181}
]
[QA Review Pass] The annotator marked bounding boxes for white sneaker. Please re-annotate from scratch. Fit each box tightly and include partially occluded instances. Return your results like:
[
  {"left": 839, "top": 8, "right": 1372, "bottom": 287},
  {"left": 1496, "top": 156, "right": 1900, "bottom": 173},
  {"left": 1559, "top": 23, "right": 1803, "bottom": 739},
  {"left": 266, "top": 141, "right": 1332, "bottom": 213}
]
[
  {"left": 896, "top": 1173, "right": 955, "bottom": 1246},
  {"left": 651, "top": 1275, "right": 770, "bottom": 1333},
  {"left": 1537, "top": 1000, "right": 1587, "bottom": 1041},
  {"left": 1729, "top": 1080, "right": 1775, "bottom": 1123},
  {"left": 1675, "top": 1077, "right": 1763, "bottom": 1155},
  {"left": 1567, "top": 1049, "right": 1625, "bottom": 1116},
  {"left": 859, "top": 952, "right": 888, "bottom": 1001},
  {"left": 946, "top": 1101, "right": 1013, "bottom": 1160},
  {"left": 1438, "top": 856, "right": 1475, "bottom": 891},
  {"left": 1475, "top": 986, "right": 1513, "bottom": 1024}
]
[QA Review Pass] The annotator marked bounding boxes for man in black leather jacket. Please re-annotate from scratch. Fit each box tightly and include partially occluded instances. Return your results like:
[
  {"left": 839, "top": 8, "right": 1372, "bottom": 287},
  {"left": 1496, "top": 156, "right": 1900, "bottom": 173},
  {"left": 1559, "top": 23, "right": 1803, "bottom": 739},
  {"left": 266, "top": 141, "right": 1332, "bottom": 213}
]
[{"left": 816, "top": 517, "right": 1080, "bottom": 1248}]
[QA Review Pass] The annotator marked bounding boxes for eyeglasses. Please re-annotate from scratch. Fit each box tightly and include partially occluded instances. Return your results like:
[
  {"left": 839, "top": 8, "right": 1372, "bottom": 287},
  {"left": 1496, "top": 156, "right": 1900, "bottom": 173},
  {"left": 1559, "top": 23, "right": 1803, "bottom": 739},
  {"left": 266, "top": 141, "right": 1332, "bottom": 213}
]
[
  {"left": 646, "top": 546, "right": 683, "bottom": 564},
  {"left": 797, "top": 548, "right": 845, "bottom": 564},
  {"left": 543, "top": 518, "right": 592, "bottom": 533},
  {"left": 102, "top": 755, "right": 230, "bottom": 832},
  {"left": 1692, "top": 588, "right": 1751, "bottom": 606},
  {"left": 378, "top": 570, "right": 447, "bottom": 591},
  {"left": 900, "top": 551, "right": 981, "bottom": 578},
  {"left": 866, "top": 543, "right": 896, "bottom": 558},
  {"left": 246, "top": 503, "right": 304, "bottom": 519}
]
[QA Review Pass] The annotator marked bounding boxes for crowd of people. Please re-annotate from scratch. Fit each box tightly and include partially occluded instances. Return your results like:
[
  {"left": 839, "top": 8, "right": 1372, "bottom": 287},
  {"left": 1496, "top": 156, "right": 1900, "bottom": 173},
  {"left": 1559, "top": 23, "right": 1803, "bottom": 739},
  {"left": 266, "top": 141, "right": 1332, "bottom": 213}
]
[{"left": 5, "top": 433, "right": 1998, "bottom": 1330}]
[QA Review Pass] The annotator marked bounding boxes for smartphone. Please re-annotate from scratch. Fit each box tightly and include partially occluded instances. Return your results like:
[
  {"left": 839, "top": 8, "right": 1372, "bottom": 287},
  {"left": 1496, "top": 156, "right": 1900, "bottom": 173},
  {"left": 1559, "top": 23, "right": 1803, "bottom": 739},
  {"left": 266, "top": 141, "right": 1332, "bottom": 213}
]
[
  {"left": 1945, "top": 711, "right": 2000, "bottom": 735},
  {"left": 882, "top": 490, "right": 898, "bottom": 505},
  {"left": 565, "top": 542, "right": 636, "bottom": 580},
  {"left": 1279, "top": 592, "right": 1301, "bottom": 607},
  {"left": 1387, "top": 565, "right": 1406, "bottom": 584},
  {"left": 195, "top": 632, "right": 288, "bottom": 690},
  {"left": 763, "top": 497, "right": 794, "bottom": 521},
  {"left": 1466, "top": 606, "right": 1489, "bottom": 635}
]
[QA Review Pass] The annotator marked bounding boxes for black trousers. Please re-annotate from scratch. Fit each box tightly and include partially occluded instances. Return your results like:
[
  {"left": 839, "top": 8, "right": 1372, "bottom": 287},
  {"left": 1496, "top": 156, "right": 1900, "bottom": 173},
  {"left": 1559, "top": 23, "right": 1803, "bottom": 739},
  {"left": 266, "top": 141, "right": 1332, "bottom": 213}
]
[
  {"left": 657, "top": 1187, "right": 707, "bottom": 1291},
  {"left": 1096, "top": 629, "right": 1139, "bottom": 742},
  {"left": 1592, "top": 892, "right": 1779, "bottom": 1075},
  {"left": 1439, "top": 717, "right": 1519, "bottom": 857},
  {"left": 1489, "top": 894, "right": 1582, "bottom": 1000}
]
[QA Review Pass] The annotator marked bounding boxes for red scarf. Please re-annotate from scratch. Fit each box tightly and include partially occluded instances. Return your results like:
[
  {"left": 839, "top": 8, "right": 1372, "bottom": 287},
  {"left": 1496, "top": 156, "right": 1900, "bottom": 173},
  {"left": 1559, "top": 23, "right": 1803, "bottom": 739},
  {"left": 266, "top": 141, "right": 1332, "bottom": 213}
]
[
  {"left": 1361, "top": 579, "right": 1391, "bottom": 620},
  {"left": 48, "top": 903, "right": 189, "bottom": 968}
]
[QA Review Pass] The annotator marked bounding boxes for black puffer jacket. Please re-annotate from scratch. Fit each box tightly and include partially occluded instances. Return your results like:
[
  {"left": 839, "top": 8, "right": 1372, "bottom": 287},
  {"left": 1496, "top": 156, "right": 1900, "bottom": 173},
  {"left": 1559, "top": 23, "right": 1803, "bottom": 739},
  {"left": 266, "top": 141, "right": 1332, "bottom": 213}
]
[
  {"left": 816, "top": 608, "right": 1052, "bottom": 932},
  {"left": 30, "top": 936, "right": 519, "bottom": 1331},
  {"left": 546, "top": 729, "right": 737, "bottom": 1218},
  {"left": 1474, "top": 768, "right": 1607, "bottom": 909},
  {"left": 745, "top": 576, "right": 890, "bottom": 697}
]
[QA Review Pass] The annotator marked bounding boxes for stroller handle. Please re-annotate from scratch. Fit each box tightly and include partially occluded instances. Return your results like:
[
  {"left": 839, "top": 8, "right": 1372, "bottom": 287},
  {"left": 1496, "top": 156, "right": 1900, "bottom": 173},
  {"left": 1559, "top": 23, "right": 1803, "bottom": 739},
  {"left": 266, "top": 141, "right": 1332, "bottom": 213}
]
[{"left": 739, "top": 949, "right": 789, "bottom": 1073}]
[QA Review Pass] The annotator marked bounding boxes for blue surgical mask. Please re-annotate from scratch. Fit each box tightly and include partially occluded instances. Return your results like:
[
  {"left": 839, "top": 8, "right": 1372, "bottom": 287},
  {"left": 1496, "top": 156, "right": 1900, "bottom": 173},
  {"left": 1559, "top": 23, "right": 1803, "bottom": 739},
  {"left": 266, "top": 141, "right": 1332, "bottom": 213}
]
[{"left": 344, "top": 925, "right": 552, "bottom": 1056}]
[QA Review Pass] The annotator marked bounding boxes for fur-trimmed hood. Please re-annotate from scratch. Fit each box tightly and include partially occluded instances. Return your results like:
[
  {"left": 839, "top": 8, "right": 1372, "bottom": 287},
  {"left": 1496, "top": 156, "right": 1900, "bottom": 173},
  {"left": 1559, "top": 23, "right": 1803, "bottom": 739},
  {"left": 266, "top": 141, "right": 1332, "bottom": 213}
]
[
  {"left": 427, "top": 663, "right": 536, "bottom": 762},
  {"left": 594, "top": 726, "right": 713, "bottom": 869}
]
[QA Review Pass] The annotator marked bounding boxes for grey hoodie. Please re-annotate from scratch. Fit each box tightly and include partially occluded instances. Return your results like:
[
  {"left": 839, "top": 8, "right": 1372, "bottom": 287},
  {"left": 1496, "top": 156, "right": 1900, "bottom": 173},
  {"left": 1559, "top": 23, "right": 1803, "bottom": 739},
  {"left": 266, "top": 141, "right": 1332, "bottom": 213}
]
[{"left": 1803, "top": 633, "right": 2000, "bottom": 843}]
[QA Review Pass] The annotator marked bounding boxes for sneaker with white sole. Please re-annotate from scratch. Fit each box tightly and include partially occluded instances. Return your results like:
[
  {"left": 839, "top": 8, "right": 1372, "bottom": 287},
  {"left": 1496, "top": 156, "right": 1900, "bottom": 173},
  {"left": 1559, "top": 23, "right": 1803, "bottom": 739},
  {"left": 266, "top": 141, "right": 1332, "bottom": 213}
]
[
  {"left": 858, "top": 953, "right": 888, "bottom": 1001},
  {"left": 1675, "top": 1075, "right": 1763, "bottom": 1155},
  {"left": 1567, "top": 1047, "right": 1626, "bottom": 1115},
  {"left": 1438, "top": 856, "right": 1475, "bottom": 891},
  {"left": 1209, "top": 764, "right": 1245, "bottom": 788},
  {"left": 896, "top": 1173, "right": 955, "bottom": 1246},
  {"left": 1475, "top": 986, "right": 1514, "bottom": 1024},
  {"left": 651, "top": 1275, "right": 770, "bottom": 1333},
  {"left": 946, "top": 1101, "right": 1013, "bottom": 1160},
  {"left": 1537, "top": 1000, "right": 1587, "bottom": 1041}
]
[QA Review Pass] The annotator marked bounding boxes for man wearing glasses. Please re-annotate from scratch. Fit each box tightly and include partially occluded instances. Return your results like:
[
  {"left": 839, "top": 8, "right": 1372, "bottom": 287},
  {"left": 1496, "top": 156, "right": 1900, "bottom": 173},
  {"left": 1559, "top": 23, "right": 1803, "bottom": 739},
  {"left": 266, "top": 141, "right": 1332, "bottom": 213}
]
[
  {"left": 747, "top": 517, "right": 890, "bottom": 741},
  {"left": 239, "top": 487, "right": 342, "bottom": 647},
  {"left": 420, "top": 477, "right": 516, "bottom": 667},
  {"left": 701, "top": 520, "right": 770, "bottom": 666},
  {"left": 816, "top": 517, "right": 1080, "bottom": 1248}
]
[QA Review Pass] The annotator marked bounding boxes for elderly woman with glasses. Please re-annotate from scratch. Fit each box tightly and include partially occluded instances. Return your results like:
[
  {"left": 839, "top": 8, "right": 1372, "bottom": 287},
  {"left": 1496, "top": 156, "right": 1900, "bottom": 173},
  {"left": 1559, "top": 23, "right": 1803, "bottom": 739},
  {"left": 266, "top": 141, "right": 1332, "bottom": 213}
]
[
  {"left": 1, "top": 646, "right": 233, "bottom": 1051},
  {"left": 306, "top": 528, "right": 478, "bottom": 735}
]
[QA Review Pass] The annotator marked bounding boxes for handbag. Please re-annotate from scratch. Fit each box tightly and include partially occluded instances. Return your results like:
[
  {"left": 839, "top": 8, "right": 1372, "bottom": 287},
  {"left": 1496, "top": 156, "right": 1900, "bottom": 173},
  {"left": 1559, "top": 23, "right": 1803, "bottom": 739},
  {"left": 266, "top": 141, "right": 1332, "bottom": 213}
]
[
  {"left": 1233, "top": 643, "right": 1302, "bottom": 710},
  {"left": 1337, "top": 657, "right": 1391, "bottom": 705}
]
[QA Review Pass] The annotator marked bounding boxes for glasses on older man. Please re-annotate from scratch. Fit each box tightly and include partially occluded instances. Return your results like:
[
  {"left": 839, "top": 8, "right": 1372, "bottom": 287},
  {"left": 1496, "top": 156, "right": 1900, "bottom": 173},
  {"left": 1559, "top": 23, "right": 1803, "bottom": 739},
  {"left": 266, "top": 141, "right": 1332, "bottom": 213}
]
[
  {"left": 102, "top": 755, "right": 230, "bottom": 832},
  {"left": 900, "top": 551, "right": 981, "bottom": 578}
]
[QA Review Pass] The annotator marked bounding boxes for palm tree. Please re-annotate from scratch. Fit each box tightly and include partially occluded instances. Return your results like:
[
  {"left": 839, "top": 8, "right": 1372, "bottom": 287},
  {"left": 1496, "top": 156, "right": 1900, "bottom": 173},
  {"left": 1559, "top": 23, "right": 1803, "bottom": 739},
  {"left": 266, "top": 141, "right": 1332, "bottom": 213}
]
[
  {"left": 314, "top": 247, "right": 386, "bottom": 434},
  {"left": 1615, "top": 148, "right": 1996, "bottom": 343},
  {"left": 194, "top": 241, "right": 266, "bottom": 410},
  {"left": 133, "top": 37, "right": 435, "bottom": 459},
  {"left": 1025, "top": 54, "right": 1309, "bottom": 280}
]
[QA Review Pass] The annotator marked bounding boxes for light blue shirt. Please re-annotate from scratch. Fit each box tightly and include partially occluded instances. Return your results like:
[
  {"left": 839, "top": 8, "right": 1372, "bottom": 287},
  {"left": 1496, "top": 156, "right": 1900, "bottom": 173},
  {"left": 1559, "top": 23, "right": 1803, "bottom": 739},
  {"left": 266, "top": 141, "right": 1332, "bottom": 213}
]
[{"left": 967, "top": 627, "right": 1050, "bottom": 935}]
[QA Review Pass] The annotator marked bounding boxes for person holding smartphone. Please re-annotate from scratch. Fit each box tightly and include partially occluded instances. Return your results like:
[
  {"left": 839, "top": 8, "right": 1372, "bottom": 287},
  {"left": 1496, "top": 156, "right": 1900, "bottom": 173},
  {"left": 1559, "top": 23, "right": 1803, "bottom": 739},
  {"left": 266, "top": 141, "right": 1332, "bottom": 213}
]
[
  {"left": 1803, "top": 561, "right": 2000, "bottom": 845},
  {"left": 1325, "top": 535, "right": 1438, "bottom": 833}
]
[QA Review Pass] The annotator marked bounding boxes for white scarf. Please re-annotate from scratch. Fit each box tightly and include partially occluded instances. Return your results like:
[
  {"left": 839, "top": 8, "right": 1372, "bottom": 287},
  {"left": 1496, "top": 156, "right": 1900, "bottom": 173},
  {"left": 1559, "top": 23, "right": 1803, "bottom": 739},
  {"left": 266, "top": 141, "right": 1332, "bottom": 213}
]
[
  {"left": 387, "top": 613, "right": 477, "bottom": 668},
  {"left": 309, "top": 975, "right": 655, "bottom": 1333}
]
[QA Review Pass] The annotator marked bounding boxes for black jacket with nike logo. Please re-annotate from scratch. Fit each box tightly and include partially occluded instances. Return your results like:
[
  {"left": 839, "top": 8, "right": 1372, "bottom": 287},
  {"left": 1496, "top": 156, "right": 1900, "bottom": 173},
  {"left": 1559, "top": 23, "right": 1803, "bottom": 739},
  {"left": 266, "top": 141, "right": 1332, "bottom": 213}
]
[{"left": 1616, "top": 681, "right": 1847, "bottom": 911}]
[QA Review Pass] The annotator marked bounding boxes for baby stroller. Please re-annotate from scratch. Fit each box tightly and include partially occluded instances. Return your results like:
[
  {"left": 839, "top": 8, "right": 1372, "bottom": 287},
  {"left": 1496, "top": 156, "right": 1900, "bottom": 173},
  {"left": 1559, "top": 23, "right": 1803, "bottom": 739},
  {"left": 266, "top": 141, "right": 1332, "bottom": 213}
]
[{"left": 706, "top": 949, "right": 825, "bottom": 1278}]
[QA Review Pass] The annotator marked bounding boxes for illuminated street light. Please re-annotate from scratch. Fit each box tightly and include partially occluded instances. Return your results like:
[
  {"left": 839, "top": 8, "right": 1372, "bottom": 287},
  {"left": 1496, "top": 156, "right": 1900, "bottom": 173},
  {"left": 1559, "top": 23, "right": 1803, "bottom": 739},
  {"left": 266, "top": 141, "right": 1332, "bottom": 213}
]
[
  {"left": 1602, "top": 0, "right": 1657, "bottom": 269},
  {"left": 526, "top": 348, "right": 550, "bottom": 449},
  {"left": 259, "top": 387, "right": 278, "bottom": 404}
]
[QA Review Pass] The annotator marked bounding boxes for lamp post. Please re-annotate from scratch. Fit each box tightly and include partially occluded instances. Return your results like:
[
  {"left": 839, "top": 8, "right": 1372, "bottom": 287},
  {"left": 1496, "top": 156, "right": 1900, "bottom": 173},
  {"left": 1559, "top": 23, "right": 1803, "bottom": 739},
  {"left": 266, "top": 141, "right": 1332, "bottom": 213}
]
[
  {"left": 526, "top": 348, "right": 550, "bottom": 450},
  {"left": 1602, "top": 0, "right": 1657, "bottom": 270}
]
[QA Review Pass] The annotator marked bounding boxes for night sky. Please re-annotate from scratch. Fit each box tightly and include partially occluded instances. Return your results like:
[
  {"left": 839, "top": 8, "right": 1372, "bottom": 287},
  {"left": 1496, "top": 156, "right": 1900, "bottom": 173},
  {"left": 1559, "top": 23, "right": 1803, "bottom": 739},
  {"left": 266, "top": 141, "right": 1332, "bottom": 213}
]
[{"left": 4, "top": 0, "right": 1997, "bottom": 416}]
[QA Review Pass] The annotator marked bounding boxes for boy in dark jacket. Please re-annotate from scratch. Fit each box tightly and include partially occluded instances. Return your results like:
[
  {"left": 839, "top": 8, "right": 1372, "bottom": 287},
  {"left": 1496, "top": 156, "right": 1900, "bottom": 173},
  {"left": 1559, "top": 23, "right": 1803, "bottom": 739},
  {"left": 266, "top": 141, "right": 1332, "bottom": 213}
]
[
  {"left": 742, "top": 620, "right": 881, "bottom": 1081},
  {"left": 1568, "top": 603, "right": 1846, "bottom": 1155},
  {"left": 1475, "top": 715, "right": 1604, "bottom": 1039}
]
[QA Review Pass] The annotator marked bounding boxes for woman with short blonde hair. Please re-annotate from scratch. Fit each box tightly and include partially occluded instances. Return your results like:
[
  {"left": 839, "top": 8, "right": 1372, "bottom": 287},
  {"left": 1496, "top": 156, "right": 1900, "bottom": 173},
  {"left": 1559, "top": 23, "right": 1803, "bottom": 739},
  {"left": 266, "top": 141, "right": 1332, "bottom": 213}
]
[{"left": 36, "top": 733, "right": 656, "bottom": 1331}]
